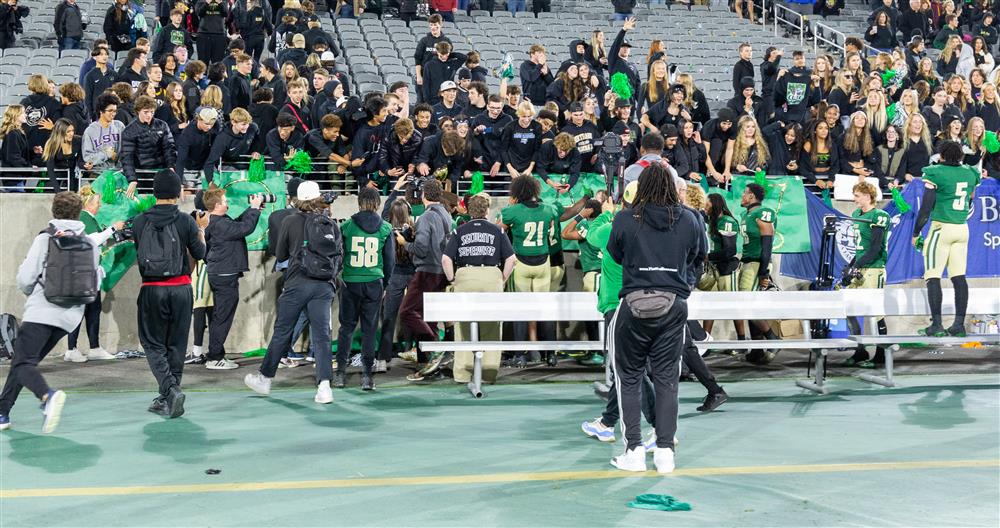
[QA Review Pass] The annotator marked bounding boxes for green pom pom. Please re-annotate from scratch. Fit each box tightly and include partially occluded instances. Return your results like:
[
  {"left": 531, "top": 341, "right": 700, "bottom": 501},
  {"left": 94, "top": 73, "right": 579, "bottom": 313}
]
[
  {"left": 247, "top": 156, "right": 266, "bottom": 183},
  {"left": 885, "top": 102, "right": 897, "bottom": 124},
  {"left": 754, "top": 169, "right": 768, "bottom": 189},
  {"left": 127, "top": 195, "right": 157, "bottom": 217},
  {"left": 880, "top": 69, "right": 897, "bottom": 87},
  {"left": 469, "top": 171, "right": 485, "bottom": 195},
  {"left": 98, "top": 170, "right": 124, "bottom": 204},
  {"left": 891, "top": 187, "right": 912, "bottom": 214},
  {"left": 985, "top": 131, "right": 1000, "bottom": 154},
  {"left": 610, "top": 72, "right": 633, "bottom": 101},
  {"left": 284, "top": 150, "right": 313, "bottom": 174}
]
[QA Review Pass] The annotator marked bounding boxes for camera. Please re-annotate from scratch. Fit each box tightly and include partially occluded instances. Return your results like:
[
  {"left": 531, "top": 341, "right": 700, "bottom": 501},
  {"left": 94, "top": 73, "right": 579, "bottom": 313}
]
[
  {"left": 250, "top": 193, "right": 277, "bottom": 204},
  {"left": 592, "top": 132, "right": 624, "bottom": 156},
  {"left": 393, "top": 224, "right": 415, "bottom": 243},
  {"left": 840, "top": 266, "right": 863, "bottom": 288},
  {"left": 112, "top": 220, "right": 135, "bottom": 243},
  {"left": 321, "top": 191, "right": 337, "bottom": 205}
]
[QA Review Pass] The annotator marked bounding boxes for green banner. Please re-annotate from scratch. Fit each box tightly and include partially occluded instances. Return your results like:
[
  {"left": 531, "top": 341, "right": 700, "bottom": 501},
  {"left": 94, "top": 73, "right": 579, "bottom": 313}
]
[
  {"left": 533, "top": 173, "right": 607, "bottom": 251},
  {"left": 209, "top": 170, "right": 287, "bottom": 251},
  {"left": 708, "top": 175, "right": 810, "bottom": 254}
]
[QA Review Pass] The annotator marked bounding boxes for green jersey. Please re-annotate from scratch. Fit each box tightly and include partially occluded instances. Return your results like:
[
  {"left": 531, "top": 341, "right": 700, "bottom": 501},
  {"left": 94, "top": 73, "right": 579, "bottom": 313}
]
[
  {"left": 710, "top": 214, "right": 739, "bottom": 254},
  {"left": 501, "top": 202, "right": 553, "bottom": 257},
  {"left": 340, "top": 218, "right": 393, "bottom": 283},
  {"left": 851, "top": 207, "right": 890, "bottom": 269},
  {"left": 585, "top": 211, "right": 620, "bottom": 314},
  {"left": 545, "top": 202, "right": 565, "bottom": 256},
  {"left": 741, "top": 205, "right": 776, "bottom": 260},
  {"left": 574, "top": 218, "right": 602, "bottom": 272},
  {"left": 922, "top": 164, "right": 981, "bottom": 224}
]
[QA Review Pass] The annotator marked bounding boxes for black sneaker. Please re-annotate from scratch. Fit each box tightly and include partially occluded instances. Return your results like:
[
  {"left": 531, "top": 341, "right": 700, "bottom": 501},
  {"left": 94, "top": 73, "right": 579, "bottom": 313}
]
[
  {"left": 361, "top": 374, "right": 375, "bottom": 391},
  {"left": 185, "top": 355, "right": 207, "bottom": 365},
  {"left": 918, "top": 324, "right": 948, "bottom": 337},
  {"left": 166, "top": 386, "right": 186, "bottom": 419},
  {"left": 947, "top": 324, "right": 967, "bottom": 337},
  {"left": 334, "top": 371, "right": 347, "bottom": 389},
  {"left": 148, "top": 397, "right": 169, "bottom": 416},
  {"left": 697, "top": 391, "right": 728, "bottom": 412}
]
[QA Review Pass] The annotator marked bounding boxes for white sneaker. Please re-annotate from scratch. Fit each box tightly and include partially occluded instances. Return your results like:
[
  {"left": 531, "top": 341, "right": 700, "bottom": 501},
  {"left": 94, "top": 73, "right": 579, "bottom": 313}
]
[
  {"left": 86, "top": 347, "right": 116, "bottom": 360},
  {"left": 64, "top": 349, "right": 87, "bottom": 363},
  {"left": 314, "top": 381, "right": 334, "bottom": 404},
  {"left": 643, "top": 431, "right": 658, "bottom": 452},
  {"left": 611, "top": 446, "right": 647, "bottom": 472},
  {"left": 581, "top": 418, "right": 616, "bottom": 442},
  {"left": 243, "top": 372, "right": 272, "bottom": 395},
  {"left": 654, "top": 447, "right": 676, "bottom": 474},
  {"left": 374, "top": 359, "right": 388, "bottom": 373},
  {"left": 206, "top": 358, "right": 239, "bottom": 370}
]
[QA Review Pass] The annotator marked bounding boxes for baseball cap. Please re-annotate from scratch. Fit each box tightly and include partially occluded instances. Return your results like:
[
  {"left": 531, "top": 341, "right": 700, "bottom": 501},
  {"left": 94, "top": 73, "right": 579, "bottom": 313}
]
[
  {"left": 320, "top": 50, "right": 336, "bottom": 62},
  {"left": 297, "top": 180, "right": 321, "bottom": 201},
  {"left": 621, "top": 39, "right": 632, "bottom": 48},
  {"left": 439, "top": 80, "right": 458, "bottom": 92},
  {"left": 568, "top": 101, "right": 584, "bottom": 113},
  {"left": 261, "top": 58, "right": 278, "bottom": 73},
  {"left": 623, "top": 181, "right": 638, "bottom": 204},
  {"left": 197, "top": 107, "right": 218, "bottom": 123},
  {"left": 615, "top": 98, "right": 632, "bottom": 109}
]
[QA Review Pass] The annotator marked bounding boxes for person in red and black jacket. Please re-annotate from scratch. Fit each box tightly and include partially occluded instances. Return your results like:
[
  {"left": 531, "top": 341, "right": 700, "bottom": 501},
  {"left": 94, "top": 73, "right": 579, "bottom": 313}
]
[{"left": 278, "top": 78, "right": 313, "bottom": 135}]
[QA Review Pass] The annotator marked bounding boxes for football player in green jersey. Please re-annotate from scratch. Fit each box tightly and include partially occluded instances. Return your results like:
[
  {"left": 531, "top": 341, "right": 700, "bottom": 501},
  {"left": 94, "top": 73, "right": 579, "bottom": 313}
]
[
  {"left": 561, "top": 198, "right": 604, "bottom": 366},
  {"left": 699, "top": 193, "right": 741, "bottom": 338},
  {"left": 842, "top": 181, "right": 891, "bottom": 368},
  {"left": 738, "top": 183, "right": 782, "bottom": 364},
  {"left": 912, "top": 140, "right": 980, "bottom": 337}
]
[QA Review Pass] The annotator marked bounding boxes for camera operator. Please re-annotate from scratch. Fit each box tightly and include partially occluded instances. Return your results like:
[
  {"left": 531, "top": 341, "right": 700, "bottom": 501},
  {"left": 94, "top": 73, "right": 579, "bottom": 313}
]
[
  {"left": 175, "top": 107, "right": 220, "bottom": 185},
  {"left": 378, "top": 117, "right": 423, "bottom": 180},
  {"left": 266, "top": 113, "right": 305, "bottom": 171},
  {"left": 561, "top": 102, "right": 601, "bottom": 173},
  {"left": 397, "top": 179, "right": 453, "bottom": 381},
  {"left": 131, "top": 170, "right": 208, "bottom": 419},
  {"left": 622, "top": 132, "right": 678, "bottom": 189},
  {"left": 244, "top": 181, "right": 342, "bottom": 404},
  {"left": 120, "top": 96, "right": 177, "bottom": 198},
  {"left": 201, "top": 187, "right": 263, "bottom": 371},
  {"left": 607, "top": 163, "right": 705, "bottom": 474}
]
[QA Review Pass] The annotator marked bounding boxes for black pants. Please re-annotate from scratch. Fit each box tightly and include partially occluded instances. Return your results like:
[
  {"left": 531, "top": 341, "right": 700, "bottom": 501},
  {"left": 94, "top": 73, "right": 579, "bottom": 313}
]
[
  {"left": 192, "top": 306, "right": 213, "bottom": 347},
  {"left": 244, "top": 36, "right": 265, "bottom": 63},
  {"left": 207, "top": 274, "right": 240, "bottom": 361},
  {"left": 337, "top": 280, "right": 384, "bottom": 374},
  {"left": 602, "top": 310, "right": 656, "bottom": 428},
  {"left": 197, "top": 33, "right": 227, "bottom": 64},
  {"left": 260, "top": 279, "right": 334, "bottom": 382},
  {"left": 138, "top": 285, "right": 193, "bottom": 397},
  {"left": 378, "top": 270, "right": 412, "bottom": 361},
  {"left": 683, "top": 320, "right": 724, "bottom": 395},
  {"left": 0, "top": 322, "right": 67, "bottom": 416},
  {"left": 613, "top": 296, "right": 687, "bottom": 450},
  {"left": 67, "top": 294, "right": 102, "bottom": 350}
]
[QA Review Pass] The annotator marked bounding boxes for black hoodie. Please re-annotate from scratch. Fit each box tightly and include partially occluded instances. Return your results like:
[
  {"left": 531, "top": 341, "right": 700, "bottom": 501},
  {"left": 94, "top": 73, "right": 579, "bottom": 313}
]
[
  {"left": 774, "top": 66, "right": 821, "bottom": 124},
  {"left": 132, "top": 204, "right": 206, "bottom": 282},
  {"left": 20, "top": 93, "right": 60, "bottom": 164},
  {"left": 606, "top": 204, "right": 706, "bottom": 299},
  {"left": 206, "top": 123, "right": 260, "bottom": 176}
]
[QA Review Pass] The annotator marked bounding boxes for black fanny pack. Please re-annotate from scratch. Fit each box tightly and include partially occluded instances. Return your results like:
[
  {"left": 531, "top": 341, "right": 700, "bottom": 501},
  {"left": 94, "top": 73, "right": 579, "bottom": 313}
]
[{"left": 624, "top": 290, "right": 676, "bottom": 319}]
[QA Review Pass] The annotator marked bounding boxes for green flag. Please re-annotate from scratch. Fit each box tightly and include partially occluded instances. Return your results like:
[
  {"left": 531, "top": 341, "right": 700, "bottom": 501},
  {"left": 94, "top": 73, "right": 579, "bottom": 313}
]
[
  {"left": 211, "top": 170, "right": 287, "bottom": 251},
  {"left": 708, "top": 174, "right": 811, "bottom": 253}
]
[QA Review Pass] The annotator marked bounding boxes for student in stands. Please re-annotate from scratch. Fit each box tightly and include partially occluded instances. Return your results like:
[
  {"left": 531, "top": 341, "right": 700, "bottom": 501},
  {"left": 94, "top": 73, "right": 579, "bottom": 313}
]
[
  {"left": 82, "top": 94, "right": 125, "bottom": 172},
  {"left": 42, "top": 118, "right": 83, "bottom": 192}
]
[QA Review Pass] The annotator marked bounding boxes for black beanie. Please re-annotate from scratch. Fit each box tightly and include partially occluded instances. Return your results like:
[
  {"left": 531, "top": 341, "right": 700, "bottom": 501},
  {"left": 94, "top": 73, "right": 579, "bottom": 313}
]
[
  {"left": 740, "top": 76, "right": 755, "bottom": 90},
  {"left": 287, "top": 177, "right": 303, "bottom": 198},
  {"left": 717, "top": 108, "right": 737, "bottom": 123},
  {"left": 153, "top": 169, "right": 181, "bottom": 199}
]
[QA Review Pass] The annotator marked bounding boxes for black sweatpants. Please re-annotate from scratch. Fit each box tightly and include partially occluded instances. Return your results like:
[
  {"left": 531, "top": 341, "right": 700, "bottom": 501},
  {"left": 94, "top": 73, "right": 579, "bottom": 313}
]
[
  {"left": 683, "top": 320, "right": 724, "bottom": 395},
  {"left": 337, "top": 280, "right": 385, "bottom": 374},
  {"left": 192, "top": 306, "right": 213, "bottom": 348},
  {"left": 260, "top": 279, "right": 334, "bottom": 382},
  {"left": 378, "top": 271, "right": 412, "bottom": 361},
  {"left": 138, "top": 285, "right": 193, "bottom": 397},
  {"left": 207, "top": 274, "right": 240, "bottom": 361},
  {"left": 244, "top": 36, "right": 265, "bottom": 63},
  {"left": 197, "top": 33, "right": 227, "bottom": 64},
  {"left": 613, "top": 297, "right": 687, "bottom": 451},
  {"left": 67, "top": 294, "right": 102, "bottom": 350},
  {"left": 0, "top": 322, "right": 67, "bottom": 416}
]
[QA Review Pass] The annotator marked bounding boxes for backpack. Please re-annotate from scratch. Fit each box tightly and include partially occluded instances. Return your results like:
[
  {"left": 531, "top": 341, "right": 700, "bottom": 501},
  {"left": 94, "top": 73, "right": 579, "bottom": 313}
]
[
  {"left": 39, "top": 226, "right": 99, "bottom": 307},
  {"left": 0, "top": 313, "right": 17, "bottom": 359},
  {"left": 137, "top": 213, "right": 184, "bottom": 278},
  {"left": 299, "top": 212, "right": 343, "bottom": 281}
]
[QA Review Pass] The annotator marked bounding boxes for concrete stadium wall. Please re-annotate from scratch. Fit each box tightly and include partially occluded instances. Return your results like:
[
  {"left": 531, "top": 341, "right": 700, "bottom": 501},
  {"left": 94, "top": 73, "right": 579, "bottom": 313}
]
[{"left": 1, "top": 194, "right": 989, "bottom": 354}]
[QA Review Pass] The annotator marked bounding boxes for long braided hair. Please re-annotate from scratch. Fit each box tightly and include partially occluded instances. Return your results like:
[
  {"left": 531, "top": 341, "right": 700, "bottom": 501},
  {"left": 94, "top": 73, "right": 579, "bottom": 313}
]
[{"left": 632, "top": 163, "right": 681, "bottom": 228}]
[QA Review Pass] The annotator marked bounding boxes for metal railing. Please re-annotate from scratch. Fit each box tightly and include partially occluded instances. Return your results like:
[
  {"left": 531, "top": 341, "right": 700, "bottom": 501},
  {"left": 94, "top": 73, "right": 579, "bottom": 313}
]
[
  {"left": 773, "top": 2, "right": 806, "bottom": 47},
  {"left": 813, "top": 21, "right": 846, "bottom": 56}
]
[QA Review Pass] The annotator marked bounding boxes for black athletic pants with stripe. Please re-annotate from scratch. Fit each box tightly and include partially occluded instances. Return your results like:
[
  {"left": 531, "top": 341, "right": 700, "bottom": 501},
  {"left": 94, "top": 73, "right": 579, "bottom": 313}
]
[
  {"left": 613, "top": 297, "right": 687, "bottom": 451},
  {"left": 336, "top": 280, "right": 385, "bottom": 374}
]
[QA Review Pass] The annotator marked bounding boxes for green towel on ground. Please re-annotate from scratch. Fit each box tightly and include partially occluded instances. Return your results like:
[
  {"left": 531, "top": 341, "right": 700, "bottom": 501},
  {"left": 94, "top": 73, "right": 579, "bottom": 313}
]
[{"left": 627, "top": 493, "right": 692, "bottom": 512}]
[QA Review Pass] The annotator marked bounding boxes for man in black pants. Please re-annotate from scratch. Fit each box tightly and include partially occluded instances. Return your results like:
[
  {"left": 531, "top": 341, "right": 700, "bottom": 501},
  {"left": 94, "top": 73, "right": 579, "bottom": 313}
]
[
  {"left": 132, "top": 170, "right": 208, "bottom": 418},
  {"left": 606, "top": 163, "right": 705, "bottom": 474},
  {"left": 202, "top": 186, "right": 263, "bottom": 370}
]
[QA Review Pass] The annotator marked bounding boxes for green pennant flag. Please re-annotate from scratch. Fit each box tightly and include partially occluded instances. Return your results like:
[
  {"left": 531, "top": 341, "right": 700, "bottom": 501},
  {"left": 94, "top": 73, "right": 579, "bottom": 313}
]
[
  {"left": 212, "top": 170, "right": 287, "bottom": 251},
  {"left": 709, "top": 174, "right": 811, "bottom": 253}
]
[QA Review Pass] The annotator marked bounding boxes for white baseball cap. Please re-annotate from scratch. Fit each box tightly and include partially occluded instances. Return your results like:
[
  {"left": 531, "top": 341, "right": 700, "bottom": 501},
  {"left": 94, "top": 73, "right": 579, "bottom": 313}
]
[
  {"left": 438, "top": 80, "right": 458, "bottom": 92},
  {"left": 297, "top": 180, "right": 321, "bottom": 201}
]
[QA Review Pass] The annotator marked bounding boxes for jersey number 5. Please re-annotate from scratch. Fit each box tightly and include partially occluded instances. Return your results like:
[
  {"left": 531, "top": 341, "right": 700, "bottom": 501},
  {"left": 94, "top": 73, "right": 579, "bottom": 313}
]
[
  {"left": 952, "top": 182, "right": 969, "bottom": 211},
  {"left": 349, "top": 237, "right": 379, "bottom": 267}
]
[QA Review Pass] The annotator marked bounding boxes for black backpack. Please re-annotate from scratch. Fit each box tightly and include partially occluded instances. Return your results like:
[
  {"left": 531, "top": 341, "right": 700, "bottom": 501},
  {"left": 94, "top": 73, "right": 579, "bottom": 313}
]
[
  {"left": 299, "top": 212, "right": 342, "bottom": 281},
  {"left": 137, "top": 213, "right": 184, "bottom": 278},
  {"left": 39, "top": 226, "right": 99, "bottom": 307}
]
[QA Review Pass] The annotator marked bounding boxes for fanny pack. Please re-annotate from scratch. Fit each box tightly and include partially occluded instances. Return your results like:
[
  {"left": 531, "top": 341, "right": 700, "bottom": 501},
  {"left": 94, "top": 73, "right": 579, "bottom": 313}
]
[{"left": 624, "top": 290, "right": 676, "bottom": 319}]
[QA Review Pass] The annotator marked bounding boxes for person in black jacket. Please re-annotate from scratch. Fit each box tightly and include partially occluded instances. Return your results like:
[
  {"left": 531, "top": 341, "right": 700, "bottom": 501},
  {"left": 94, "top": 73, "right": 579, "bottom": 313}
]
[
  {"left": 120, "top": 96, "right": 177, "bottom": 194},
  {"left": 182, "top": 59, "right": 206, "bottom": 119},
  {"left": 898, "top": 0, "right": 930, "bottom": 42},
  {"left": 759, "top": 47, "right": 782, "bottom": 120},
  {"left": 202, "top": 186, "right": 263, "bottom": 371},
  {"left": 228, "top": 53, "right": 253, "bottom": 110},
  {"left": 414, "top": 130, "right": 466, "bottom": 191},
  {"left": 0, "top": 0, "right": 28, "bottom": 50},
  {"left": 866, "top": 9, "right": 899, "bottom": 51},
  {"left": 54, "top": 0, "right": 86, "bottom": 51},
  {"left": 84, "top": 47, "right": 117, "bottom": 119},
  {"left": 196, "top": 0, "right": 228, "bottom": 64},
  {"left": 421, "top": 41, "right": 466, "bottom": 105},
  {"left": 378, "top": 117, "right": 423, "bottom": 179},
  {"left": 774, "top": 51, "right": 822, "bottom": 125},
  {"left": 152, "top": 9, "right": 193, "bottom": 63},
  {"left": 732, "top": 42, "right": 754, "bottom": 98},
  {"left": 259, "top": 58, "right": 287, "bottom": 108},
  {"left": 351, "top": 97, "right": 391, "bottom": 189},
  {"left": 413, "top": 14, "right": 451, "bottom": 102},
  {"left": 205, "top": 108, "right": 259, "bottom": 176},
  {"left": 519, "top": 44, "right": 554, "bottom": 106},
  {"left": 278, "top": 78, "right": 312, "bottom": 134},
  {"left": 236, "top": 0, "right": 272, "bottom": 62},
  {"left": 249, "top": 88, "right": 278, "bottom": 154},
  {"left": 608, "top": 20, "right": 640, "bottom": 105},
  {"left": 103, "top": 0, "right": 133, "bottom": 54},
  {"left": 607, "top": 162, "right": 705, "bottom": 474},
  {"left": 20, "top": 75, "right": 61, "bottom": 167},
  {"left": 726, "top": 76, "right": 768, "bottom": 125},
  {"left": 54, "top": 83, "right": 90, "bottom": 139},
  {"left": 470, "top": 94, "right": 512, "bottom": 176},
  {"left": 132, "top": 169, "right": 209, "bottom": 418},
  {"left": 175, "top": 107, "right": 219, "bottom": 184},
  {"left": 535, "top": 132, "right": 581, "bottom": 189},
  {"left": 0, "top": 104, "right": 31, "bottom": 189},
  {"left": 266, "top": 112, "right": 304, "bottom": 170}
]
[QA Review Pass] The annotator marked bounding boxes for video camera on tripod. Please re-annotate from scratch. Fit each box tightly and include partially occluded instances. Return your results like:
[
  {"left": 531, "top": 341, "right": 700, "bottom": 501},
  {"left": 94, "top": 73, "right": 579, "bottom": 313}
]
[{"left": 593, "top": 132, "right": 627, "bottom": 200}]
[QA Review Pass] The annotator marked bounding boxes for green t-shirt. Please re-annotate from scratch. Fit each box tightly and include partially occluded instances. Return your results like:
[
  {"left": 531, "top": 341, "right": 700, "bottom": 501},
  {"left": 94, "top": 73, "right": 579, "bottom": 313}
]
[
  {"left": 710, "top": 214, "right": 739, "bottom": 255},
  {"left": 501, "top": 202, "right": 553, "bottom": 257},
  {"left": 922, "top": 164, "right": 981, "bottom": 224},
  {"left": 852, "top": 207, "right": 890, "bottom": 269},
  {"left": 574, "top": 218, "right": 601, "bottom": 272},
  {"left": 586, "top": 211, "right": 621, "bottom": 314},
  {"left": 741, "top": 205, "right": 776, "bottom": 260},
  {"left": 340, "top": 218, "right": 393, "bottom": 283}
]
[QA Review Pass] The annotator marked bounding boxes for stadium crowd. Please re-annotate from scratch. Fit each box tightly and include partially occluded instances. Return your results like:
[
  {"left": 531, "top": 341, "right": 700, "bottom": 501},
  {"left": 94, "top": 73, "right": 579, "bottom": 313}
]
[{"left": 0, "top": 0, "right": 990, "bottom": 466}]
